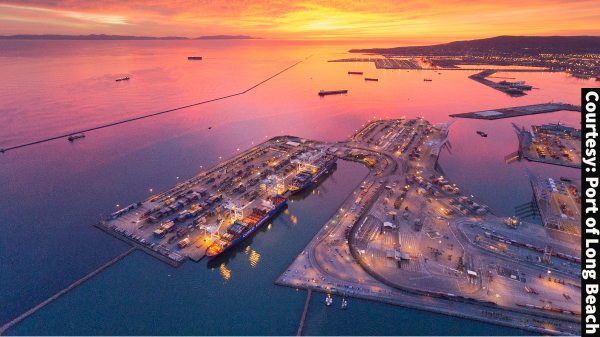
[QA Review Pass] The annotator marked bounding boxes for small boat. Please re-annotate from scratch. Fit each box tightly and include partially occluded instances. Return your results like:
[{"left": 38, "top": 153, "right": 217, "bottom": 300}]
[
  {"left": 365, "top": 77, "right": 378, "bottom": 81},
  {"left": 115, "top": 77, "right": 130, "bottom": 82},
  {"left": 68, "top": 133, "right": 85, "bottom": 141},
  {"left": 208, "top": 127, "right": 212, "bottom": 129},
  {"left": 341, "top": 298, "right": 347, "bottom": 309},
  {"left": 188, "top": 56, "right": 202, "bottom": 60},
  {"left": 326, "top": 294, "right": 332, "bottom": 306},
  {"left": 560, "top": 177, "right": 574, "bottom": 182},
  {"left": 348, "top": 71, "right": 363, "bottom": 75},
  {"left": 424, "top": 78, "right": 432, "bottom": 82},
  {"left": 476, "top": 131, "right": 487, "bottom": 137}
]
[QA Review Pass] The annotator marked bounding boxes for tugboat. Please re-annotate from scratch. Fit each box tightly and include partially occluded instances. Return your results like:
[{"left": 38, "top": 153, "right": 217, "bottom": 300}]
[
  {"left": 423, "top": 78, "right": 432, "bottom": 82},
  {"left": 68, "top": 133, "right": 85, "bottom": 141},
  {"left": 326, "top": 294, "right": 332, "bottom": 306},
  {"left": 115, "top": 77, "right": 130, "bottom": 82},
  {"left": 476, "top": 131, "right": 487, "bottom": 137},
  {"left": 341, "top": 298, "right": 347, "bottom": 309}
]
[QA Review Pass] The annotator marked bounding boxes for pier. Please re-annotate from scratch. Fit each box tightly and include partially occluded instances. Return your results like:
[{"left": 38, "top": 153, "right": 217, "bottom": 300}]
[
  {"left": 510, "top": 122, "right": 581, "bottom": 169},
  {"left": 96, "top": 136, "right": 342, "bottom": 266},
  {"left": 449, "top": 103, "right": 581, "bottom": 120},
  {"left": 296, "top": 289, "right": 312, "bottom": 336},
  {"left": 274, "top": 118, "right": 582, "bottom": 335},
  {"left": 0, "top": 247, "right": 135, "bottom": 336}
]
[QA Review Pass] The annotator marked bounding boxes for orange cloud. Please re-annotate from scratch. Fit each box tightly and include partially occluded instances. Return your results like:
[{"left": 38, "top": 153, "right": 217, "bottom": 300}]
[{"left": 1, "top": 0, "right": 599, "bottom": 40}]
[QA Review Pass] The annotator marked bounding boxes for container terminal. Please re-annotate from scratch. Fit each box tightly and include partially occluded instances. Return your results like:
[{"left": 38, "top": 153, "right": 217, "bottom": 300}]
[
  {"left": 95, "top": 137, "right": 346, "bottom": 266},
  {"left": 508, "top": 122, "right": 582, "bottom": 169},
  {"left": 93, "top": 116, "right": 580, "bottom": 335},
  {"left": 273, "top": 118, "right": 581, "bottom": 335}
]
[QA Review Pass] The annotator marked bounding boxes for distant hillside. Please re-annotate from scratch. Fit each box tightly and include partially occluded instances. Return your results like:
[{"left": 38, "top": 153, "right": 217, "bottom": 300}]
[
  {"left": 350, "top": 36, "right": 600, "bottom": 56},
  {"left": 194, "top": 35, "right": 262, "bottom": 40},
  {"left": 0, "top": 34, "right": 263, "bottom": 40}
]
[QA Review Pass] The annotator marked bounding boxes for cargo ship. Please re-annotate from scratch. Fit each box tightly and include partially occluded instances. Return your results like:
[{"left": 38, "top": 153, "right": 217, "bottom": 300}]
[
  {"left": 205, "top": 194, "right": 287, "bottom": 259},
  {"left": 319, "top": 90, "right": 348, "bottom": 96},
  {"left": 365, "top": 77, "right": 378, "bottom": 81},
  {"left": 289, "top": 153, "right": 337, "bottom": 194},
  {"left": 348, "top": 71, "right": 363, "bottom": 75},
  {"left": 423, "top": 78, "right": 432, "bottom": 81},
  {"left": 499, "top": 80, "right": 532, "bottom": 90},
  {"left": 115, "top": 77, "right": 130, "bottom": 81},
  {"left": 68, "top": 133, "right": 85, "bottom": 141},
  {"left": 507, "top": 87, "right": 524, "bottom": 94},
  {"left": 188, "top": 57, "right": 203, "bottom": 60}
]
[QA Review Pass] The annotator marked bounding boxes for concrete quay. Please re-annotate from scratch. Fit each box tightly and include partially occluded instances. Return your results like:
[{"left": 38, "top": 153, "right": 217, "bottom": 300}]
[
  {"left": 275, "top": 118, "right": 581, "bottom": 335},
  {"left": 450, "top": 103, "right": 581, "bottom": 120}
]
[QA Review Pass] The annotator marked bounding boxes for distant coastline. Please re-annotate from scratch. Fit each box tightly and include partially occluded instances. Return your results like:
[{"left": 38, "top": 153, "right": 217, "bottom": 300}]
[
  {"left": 349, "top": 35, "right": 600, "bottom": 56},
  {"left": 0, "top": 34, "right": 263, "bottom": 40}
]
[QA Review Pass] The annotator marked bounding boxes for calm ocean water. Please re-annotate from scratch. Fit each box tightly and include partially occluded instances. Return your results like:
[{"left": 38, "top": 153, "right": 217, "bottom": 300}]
[{"left": 0, "top": 40, "right": 594, "bottom": 335}]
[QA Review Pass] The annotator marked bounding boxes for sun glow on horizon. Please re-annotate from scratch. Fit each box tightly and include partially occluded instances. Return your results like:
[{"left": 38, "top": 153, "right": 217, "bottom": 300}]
[{"left": 1, "top": 0, "right": 599, "bottom": 41}]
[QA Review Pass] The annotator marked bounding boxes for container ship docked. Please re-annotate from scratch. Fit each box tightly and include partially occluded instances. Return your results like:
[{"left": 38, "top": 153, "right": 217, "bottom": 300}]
[
  {"left": 205, "top": 194, "right": 287, "bottom": 259},
  {"left": 289, "top": 153, "right": 337, "bottom": 194}
]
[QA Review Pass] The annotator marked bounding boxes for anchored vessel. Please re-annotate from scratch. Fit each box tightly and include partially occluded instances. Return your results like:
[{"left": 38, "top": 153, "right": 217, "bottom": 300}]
[
  {"left": 188, "top": 57, "right": 203, "bottom": 60},
  {"left": 205, "top": 194, "right": 287, "bottom": 259},
  {"left": 499, "top": 80, "right": 532, "bottom": 90},
  {"left": 289, "top": 153, "right": 337, "bottom": 194},
  {"left": 115, "top": 77, "right": 130, "bottom": 82},
  {"left": 319, "top": 90, "right": 348, "bottom": 96},
  {"left": 68, "top": 133, "right": 85, "bottom": 141}
]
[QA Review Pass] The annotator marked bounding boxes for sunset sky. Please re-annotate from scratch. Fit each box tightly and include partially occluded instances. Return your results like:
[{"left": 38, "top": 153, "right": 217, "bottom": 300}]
[{"left": 1, "top": 0, "right": 599, "bottom": 42}]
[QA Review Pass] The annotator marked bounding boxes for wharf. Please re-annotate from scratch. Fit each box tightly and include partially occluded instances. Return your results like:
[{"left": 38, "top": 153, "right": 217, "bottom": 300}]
[
  {"left": 95, "top": 136, "right": 340, "bottom": 267},
  {"left": 275, "top": 118, "right": 581, "bottom": 335},
  {"left": 511, "top": 122, "right": 582, "bottom": 169},
  {"left": 449, "top": 103, "right": 581, "bottom": 120},
  {"left": 468, "top": 70, "right": 527, "bottom": 96},
  {"left": 525, "top": 168, "right": 582, "bottom": 237}
]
